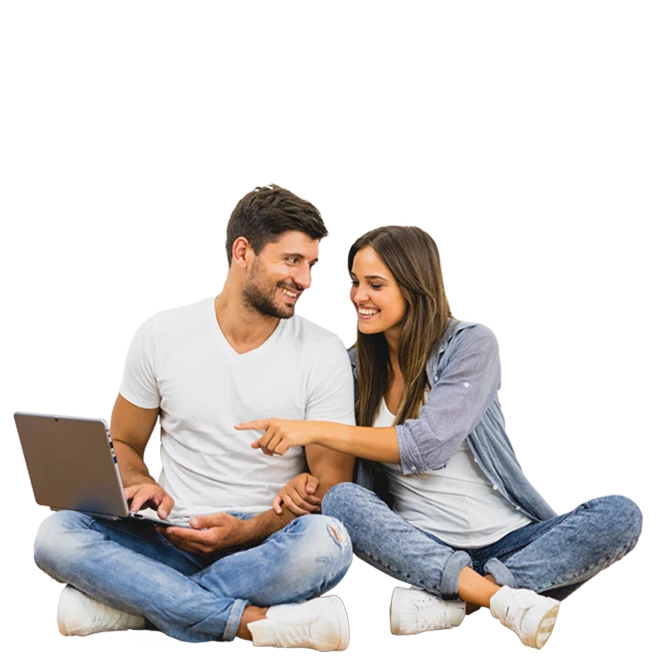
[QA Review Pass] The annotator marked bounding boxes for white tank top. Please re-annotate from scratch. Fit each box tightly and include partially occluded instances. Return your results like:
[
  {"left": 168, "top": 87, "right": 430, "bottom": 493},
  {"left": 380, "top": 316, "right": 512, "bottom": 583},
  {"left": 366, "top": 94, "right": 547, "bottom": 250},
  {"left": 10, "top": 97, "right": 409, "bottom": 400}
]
[{"left": 376, "top": 398, "right": 531, "bottom": 548}]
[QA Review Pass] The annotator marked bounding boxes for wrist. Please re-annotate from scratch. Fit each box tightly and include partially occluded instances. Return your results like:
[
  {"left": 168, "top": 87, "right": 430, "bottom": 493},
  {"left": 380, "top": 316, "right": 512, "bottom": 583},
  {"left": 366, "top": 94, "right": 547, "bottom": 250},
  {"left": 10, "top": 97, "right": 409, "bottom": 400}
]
[
  {"left": 239, "top": 515, "right": 261, "bottom": 545},
  {"left": 242, "top": 508, "right": 292, "bottom": 545},
  {"left": 313, "top": 421, "right": 339, "bottom": 445},
  {"left": 126, "top": 473, "right": 158, "bottom": 487}
]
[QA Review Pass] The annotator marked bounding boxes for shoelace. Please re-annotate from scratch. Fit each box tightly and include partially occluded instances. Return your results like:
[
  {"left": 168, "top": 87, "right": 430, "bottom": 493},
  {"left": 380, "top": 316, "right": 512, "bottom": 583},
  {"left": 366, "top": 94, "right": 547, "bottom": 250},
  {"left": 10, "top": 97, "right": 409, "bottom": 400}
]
[
  {"left": 414, "top": 596, "right": 452, "bottom": 630},
  {"left": 276, "top": 615, "right": 317, "bottom": 647},
  {"left": 501, "top": 591, "right": 532, "bottom": 636}
]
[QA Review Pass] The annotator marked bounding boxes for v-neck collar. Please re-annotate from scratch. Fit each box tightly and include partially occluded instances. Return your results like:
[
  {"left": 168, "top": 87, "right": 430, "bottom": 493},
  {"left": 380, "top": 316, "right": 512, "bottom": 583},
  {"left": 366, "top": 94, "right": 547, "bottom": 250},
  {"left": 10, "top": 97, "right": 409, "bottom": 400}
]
[{"left": 211, "top": 298, "right": 286, "bottom": 359}]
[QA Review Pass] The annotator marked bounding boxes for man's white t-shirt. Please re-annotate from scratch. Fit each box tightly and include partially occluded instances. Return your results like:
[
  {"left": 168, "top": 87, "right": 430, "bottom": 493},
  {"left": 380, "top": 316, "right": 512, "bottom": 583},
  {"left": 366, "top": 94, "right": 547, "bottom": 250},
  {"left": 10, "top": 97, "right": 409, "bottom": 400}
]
[{"left": 119, "top": 297, "right": 355, "bottom": 524}]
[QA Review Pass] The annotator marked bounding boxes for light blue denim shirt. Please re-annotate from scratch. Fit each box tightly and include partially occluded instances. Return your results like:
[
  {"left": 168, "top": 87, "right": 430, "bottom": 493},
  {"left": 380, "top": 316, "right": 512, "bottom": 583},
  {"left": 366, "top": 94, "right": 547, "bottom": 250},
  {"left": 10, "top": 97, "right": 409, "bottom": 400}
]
[{"left": 349, "top": 319, "right": 557, "bottom": 523}]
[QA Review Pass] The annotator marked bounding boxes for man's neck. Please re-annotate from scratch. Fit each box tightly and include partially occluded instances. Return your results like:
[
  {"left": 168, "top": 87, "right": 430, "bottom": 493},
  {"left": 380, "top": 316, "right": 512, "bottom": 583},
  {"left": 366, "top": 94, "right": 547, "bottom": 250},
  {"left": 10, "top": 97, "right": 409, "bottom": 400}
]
[{"left": 214, "top": 290, "right": 282, "bottom": 355}]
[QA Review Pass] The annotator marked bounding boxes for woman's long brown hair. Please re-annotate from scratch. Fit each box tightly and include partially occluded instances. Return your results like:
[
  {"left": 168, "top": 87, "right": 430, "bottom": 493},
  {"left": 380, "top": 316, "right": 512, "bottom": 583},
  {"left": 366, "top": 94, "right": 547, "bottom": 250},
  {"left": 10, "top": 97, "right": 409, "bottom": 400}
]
[{"left": 348, "top": 226, "right": 453, "bottom": 427}]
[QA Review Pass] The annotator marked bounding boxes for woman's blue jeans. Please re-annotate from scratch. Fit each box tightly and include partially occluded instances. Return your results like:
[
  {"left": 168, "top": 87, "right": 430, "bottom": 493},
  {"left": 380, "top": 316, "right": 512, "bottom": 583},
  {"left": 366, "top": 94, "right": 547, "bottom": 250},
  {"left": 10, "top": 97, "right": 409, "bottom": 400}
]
[
  {"left": 34, "top": 510, "right": 352, "bottom": 642},
  {"left": 322, "top": 483, "right": 642, "bottom": 601}
]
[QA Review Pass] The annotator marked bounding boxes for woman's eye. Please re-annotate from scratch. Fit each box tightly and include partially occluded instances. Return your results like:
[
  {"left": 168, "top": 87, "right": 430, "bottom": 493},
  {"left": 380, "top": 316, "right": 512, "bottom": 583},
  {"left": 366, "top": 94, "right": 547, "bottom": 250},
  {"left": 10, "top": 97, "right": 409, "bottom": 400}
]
[
  {"left": 350, "top": 280, "right": 359, "bottom": 286},
  {"left": 371, "top": 284, "right": 382, "bottom": 290}
]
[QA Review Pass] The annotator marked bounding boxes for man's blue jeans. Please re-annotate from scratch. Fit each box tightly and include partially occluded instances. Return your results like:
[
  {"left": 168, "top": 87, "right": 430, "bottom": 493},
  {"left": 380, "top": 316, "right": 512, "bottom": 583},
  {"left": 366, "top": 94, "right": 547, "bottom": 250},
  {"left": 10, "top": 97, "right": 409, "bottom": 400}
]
[
  {"left": 322, "top": 483, "right": 641, "bottom": 601},
  {"left": 34, "top": 510, "right": 352, "bottom": 642}
]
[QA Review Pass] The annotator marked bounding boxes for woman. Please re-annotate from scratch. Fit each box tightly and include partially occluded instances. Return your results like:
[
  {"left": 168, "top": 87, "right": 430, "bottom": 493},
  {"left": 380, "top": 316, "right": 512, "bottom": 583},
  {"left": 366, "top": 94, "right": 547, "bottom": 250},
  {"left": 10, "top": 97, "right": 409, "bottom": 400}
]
[{"left": 237, "top": 226, "right": 642, "bottom": 650}]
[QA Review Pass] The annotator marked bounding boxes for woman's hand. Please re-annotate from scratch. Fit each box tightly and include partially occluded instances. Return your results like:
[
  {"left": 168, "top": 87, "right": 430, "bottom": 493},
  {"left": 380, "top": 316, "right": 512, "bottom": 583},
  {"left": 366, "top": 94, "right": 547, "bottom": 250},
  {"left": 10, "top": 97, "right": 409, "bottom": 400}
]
[
  {"left": 236, "top": 418, "right": 318, "bottom": 456},
  {"left": 273, "top": 473, "right": 321, "bottom": 515}
]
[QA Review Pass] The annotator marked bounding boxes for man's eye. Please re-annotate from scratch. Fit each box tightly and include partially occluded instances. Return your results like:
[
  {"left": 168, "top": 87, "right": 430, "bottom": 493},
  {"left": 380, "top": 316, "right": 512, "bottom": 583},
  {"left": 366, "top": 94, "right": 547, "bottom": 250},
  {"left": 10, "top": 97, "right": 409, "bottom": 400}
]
[
  {"left": 287, "top": 258, "right": 299, "bottom": 264},
  {"left": 350, "top": 280, "right": 359, "bottom": 286}
]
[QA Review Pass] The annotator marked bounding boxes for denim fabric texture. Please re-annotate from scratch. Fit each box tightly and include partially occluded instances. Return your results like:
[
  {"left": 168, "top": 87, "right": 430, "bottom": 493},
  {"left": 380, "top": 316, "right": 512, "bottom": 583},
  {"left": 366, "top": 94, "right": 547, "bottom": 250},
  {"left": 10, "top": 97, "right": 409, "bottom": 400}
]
[
  {"left": 34, "top": 510, "right": 352, "bottom": 642},
  {"left": 322, "top": 483, "right": 642, "bottom": 601}
]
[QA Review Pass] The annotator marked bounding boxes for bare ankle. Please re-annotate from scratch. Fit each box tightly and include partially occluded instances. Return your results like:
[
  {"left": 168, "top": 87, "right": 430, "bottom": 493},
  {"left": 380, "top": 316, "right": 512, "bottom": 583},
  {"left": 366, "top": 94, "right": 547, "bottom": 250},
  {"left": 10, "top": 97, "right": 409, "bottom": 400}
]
[
  {"left": 237, "top": 606, "right": 269, "bottom": 641},
  {"left": 457, "top": 567, "right": 501, "bottom": 609}
]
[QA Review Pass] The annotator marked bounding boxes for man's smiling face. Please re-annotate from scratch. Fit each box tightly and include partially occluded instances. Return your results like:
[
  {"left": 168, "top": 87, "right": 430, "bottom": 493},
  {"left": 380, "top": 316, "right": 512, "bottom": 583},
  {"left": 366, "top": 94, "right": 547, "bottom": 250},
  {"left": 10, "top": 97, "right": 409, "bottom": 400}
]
[{"left": 242, "top": 230, "right": 319, "bottom": 319}]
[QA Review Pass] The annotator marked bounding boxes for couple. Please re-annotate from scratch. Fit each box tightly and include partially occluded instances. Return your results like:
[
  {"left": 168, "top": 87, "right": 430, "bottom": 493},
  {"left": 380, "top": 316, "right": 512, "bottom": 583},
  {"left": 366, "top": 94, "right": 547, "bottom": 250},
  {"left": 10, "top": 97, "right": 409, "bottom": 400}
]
[{"left": 34, "top": 185, "right": 642, "bottom": 651}]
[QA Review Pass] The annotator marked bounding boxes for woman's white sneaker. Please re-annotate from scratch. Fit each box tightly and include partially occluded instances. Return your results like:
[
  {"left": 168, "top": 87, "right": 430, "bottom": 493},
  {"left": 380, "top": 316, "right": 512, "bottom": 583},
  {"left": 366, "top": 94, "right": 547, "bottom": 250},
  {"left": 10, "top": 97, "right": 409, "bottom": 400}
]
[
  {"left": 248, "top": 596, "right": 349, "bottom": 651},
  {"left": 57, "top": 585, "right": 146, "bottom": 636},
  {"left": 490, "top": 586, "right": 560, "bottom": 649},
  {"left": 390, "top": 587, "right": 466, "bottom": 635}
]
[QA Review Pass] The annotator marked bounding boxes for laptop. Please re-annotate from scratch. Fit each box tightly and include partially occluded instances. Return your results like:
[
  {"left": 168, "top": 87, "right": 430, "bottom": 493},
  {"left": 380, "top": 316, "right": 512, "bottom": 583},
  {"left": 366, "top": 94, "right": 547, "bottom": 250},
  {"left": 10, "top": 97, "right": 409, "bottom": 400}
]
[{"left": 14, "top": 411, "right": 187, "bottom": 528}]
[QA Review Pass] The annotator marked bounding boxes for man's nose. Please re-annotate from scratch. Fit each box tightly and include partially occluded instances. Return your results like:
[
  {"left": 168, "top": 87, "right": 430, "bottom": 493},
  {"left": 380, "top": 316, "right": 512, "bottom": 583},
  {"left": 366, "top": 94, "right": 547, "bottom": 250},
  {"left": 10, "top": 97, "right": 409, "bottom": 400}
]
[{"left": 293, "top": 264, "right": 312, "bottom": 290}]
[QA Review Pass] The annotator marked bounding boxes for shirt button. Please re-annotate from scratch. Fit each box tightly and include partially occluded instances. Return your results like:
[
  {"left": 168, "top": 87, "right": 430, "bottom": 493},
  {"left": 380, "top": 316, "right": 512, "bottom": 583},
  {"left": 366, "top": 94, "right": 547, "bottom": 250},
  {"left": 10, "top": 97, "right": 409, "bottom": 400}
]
[
  {"left": 492, "top": 484, "right": 499, "bottom": 491},
  {"left": 411, "top": 466, "right": 417, "bottom": 471}
]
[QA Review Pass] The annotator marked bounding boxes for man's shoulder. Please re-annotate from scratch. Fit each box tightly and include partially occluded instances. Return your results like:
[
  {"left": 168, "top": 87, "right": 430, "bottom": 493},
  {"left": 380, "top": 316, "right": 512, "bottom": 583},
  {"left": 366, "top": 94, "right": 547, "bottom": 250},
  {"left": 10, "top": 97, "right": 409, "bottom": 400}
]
[
  {"left": 143, "top": 297, "right": 212, "bottom": 327},
  {"left": 284, "top": 314, "right": 345, "bottom": 349},
  {"left": 281, "top": 315, "right": 351, "bottom": 378},
  {"left": 153, "top": 296, "right": 212, "bottom": 321}
]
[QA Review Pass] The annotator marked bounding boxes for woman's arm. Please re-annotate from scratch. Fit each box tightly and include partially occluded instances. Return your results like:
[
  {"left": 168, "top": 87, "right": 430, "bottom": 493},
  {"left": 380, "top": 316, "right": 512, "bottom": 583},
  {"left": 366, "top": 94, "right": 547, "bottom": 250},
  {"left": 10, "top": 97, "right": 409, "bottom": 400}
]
[
  {"left": 313, "top": 425, "right": 400, "bottom": 462},
  {"left": 235, "top": 418, "right": 400, "bottom": 463},
  {"left": 237, "top": 419, "right": 400, "bottom": 463},
  {"left": 239, "top": 324, "right": 501, "bottom": 469}
]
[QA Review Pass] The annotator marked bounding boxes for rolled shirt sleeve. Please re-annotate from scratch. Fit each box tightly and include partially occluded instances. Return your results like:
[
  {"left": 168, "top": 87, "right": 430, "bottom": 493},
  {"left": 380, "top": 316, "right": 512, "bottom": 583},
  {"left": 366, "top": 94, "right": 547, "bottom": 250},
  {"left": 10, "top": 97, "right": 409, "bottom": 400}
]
[{"left": 395, "top": 324, "right": 501, "bottom": 475}]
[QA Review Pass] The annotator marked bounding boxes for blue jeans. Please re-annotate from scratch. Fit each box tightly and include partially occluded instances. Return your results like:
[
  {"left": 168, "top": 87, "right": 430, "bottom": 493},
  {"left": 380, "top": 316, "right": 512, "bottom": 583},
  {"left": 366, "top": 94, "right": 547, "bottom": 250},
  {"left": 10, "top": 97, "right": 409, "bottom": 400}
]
[
  {"left": 34, "top": 510, "right": 352, "bottom": 642},
  {"left": 322, "top": 483, "right": 641, "bottom": 601}
]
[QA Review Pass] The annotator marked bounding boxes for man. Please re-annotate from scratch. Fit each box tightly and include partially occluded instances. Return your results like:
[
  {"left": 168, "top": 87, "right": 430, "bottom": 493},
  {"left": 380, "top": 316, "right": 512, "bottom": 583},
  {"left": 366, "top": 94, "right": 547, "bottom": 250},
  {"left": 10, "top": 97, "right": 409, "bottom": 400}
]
[{"left": 34, "top": 185, "right": 355, "bottom": 651}]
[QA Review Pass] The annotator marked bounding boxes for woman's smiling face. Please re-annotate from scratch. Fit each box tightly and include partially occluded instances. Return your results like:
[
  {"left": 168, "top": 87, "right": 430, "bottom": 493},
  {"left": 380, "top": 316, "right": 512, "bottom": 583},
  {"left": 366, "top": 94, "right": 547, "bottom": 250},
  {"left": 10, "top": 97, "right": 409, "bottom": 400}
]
[{"left": 350, "top": 246, "right": 408, "bottom": 339}]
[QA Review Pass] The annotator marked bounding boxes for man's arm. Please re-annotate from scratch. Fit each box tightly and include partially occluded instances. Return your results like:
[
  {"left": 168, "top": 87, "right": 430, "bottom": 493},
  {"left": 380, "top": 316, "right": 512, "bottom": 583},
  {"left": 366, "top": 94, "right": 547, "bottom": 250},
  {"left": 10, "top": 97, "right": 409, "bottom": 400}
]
[
  {"left": 111, "top": 393, "right": 158, "bottom": 486},
  {"left": 305, "top": 444, "right": 354, "bottom": 500},
  {"left": 159, "top": 497, "right": 304, "bottom": 554},
  {"left": 302, "top": 339, "right": 355, "bottom": 497},
  {"left": 262, "top": 339, "right": 357, "bottom": 516},
  {"left": 110, "top": 393, "right": 174, "bottom": 519},
  {"left": 236, "top": 505, "right": 302, "bottom": 543}
]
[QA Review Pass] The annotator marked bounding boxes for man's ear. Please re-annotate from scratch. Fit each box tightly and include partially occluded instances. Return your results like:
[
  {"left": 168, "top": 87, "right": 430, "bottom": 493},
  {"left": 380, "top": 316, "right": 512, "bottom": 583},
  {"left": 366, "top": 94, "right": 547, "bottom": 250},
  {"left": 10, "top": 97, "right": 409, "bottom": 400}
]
[{"left": 231, "top": 236, "right": 252, "bottom": 269}]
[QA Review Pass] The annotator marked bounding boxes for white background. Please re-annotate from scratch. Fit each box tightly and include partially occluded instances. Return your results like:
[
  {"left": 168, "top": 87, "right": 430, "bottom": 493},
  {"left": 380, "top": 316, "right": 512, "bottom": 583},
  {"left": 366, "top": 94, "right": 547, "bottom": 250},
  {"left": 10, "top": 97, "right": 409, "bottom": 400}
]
[{"left": 1, "top": 2, "right": 653, "bottom": 654}]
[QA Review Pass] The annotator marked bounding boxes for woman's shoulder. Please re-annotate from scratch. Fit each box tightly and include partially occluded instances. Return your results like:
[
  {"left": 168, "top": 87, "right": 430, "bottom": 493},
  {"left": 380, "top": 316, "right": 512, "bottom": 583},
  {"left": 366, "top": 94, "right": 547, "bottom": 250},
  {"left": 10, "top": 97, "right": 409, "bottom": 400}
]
[
  {"left": 426, "top": 320, "right": 499, "bottom": 375},
  {"left": 437, "top": 319, "right": 497, "bottom": 353}
]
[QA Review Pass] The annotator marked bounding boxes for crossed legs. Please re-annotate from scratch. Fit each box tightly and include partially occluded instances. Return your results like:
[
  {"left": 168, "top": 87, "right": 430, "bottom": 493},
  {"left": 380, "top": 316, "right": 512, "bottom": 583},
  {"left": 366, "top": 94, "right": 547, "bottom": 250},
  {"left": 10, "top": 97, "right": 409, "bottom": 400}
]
[
  {"left": 34, "top": 510, "right": 352, "bottom": 642},
  {"left": 322, "top": 483, "right": 642, "bottom": 609}
]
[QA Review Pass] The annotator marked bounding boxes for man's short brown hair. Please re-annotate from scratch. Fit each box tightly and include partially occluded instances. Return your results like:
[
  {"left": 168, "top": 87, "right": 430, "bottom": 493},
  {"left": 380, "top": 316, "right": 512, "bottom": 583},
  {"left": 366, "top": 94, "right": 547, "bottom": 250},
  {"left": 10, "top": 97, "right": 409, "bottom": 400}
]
[{"left": 225, "top": 185, "right": 328, "bottom": 264}]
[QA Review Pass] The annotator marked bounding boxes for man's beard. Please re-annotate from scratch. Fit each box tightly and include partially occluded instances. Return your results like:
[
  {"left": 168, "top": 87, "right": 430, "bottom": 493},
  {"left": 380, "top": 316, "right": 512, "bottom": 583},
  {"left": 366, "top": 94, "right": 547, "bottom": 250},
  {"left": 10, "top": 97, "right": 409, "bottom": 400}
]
[{"left": 242, "top": 263, "right": 297, "bottom": 319}]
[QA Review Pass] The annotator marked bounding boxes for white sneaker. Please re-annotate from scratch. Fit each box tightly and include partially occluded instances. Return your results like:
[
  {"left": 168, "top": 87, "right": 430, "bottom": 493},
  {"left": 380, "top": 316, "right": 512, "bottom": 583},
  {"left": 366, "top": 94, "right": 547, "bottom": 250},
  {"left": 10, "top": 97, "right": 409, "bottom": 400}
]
[
  {"left": 248, "top": 596, "right": 349, "bottom": 651},
  {"left": 490, "top": 586, "right": 559, "bottom": 649},
  {"left": 390, "top": 586, "right": 466, "bottom": 635},
  {"left": 57, "top": 585, "right": 146, "bottom": 636}
]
